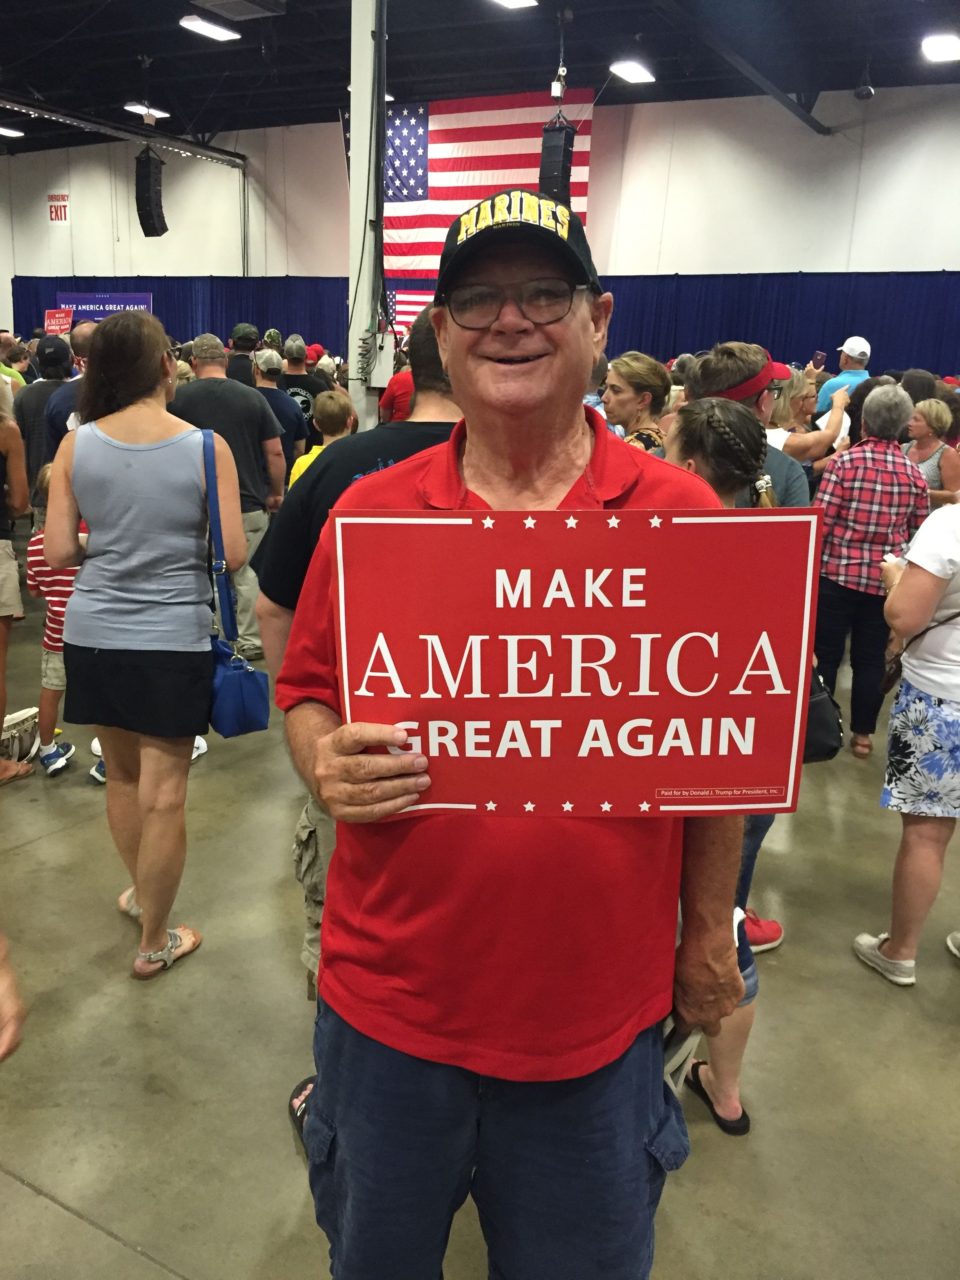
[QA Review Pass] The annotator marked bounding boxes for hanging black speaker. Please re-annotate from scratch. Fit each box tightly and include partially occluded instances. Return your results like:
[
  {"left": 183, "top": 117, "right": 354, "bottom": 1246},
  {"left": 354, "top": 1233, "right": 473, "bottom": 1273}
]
[
  {"left": 135, "top": 146, "right": 167, "bottom": 237},
  {"left": 539, "top": 119, "right": 576, "bottom": 206}
]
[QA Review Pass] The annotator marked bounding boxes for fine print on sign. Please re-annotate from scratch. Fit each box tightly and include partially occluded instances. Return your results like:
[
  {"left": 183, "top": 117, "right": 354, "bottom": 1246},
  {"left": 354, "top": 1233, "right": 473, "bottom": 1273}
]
[{"left": 333, "top": 509, "right": 822, "bottom": 818}]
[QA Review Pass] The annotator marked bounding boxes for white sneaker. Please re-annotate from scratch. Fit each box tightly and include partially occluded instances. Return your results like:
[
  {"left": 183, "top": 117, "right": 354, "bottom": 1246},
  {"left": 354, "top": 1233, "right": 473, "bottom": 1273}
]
[
  {"left": 853, "top": 932, "right": 916, "bottom": 986},
  {"left": 191, "top": 736, "right": 208, "bottom": 763},
  {"left": 90, "top": 737, "right": 102, "bottom": 757}
]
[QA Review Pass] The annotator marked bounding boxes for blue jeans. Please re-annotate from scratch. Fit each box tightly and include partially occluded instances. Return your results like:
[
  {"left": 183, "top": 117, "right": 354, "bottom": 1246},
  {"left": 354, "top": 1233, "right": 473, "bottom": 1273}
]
[
  {"left": 735, "top": 813, "right": 776, "bottom": 911},
  {"left": 304, "top": 1000, "right": 690, "bottom": 1280}
]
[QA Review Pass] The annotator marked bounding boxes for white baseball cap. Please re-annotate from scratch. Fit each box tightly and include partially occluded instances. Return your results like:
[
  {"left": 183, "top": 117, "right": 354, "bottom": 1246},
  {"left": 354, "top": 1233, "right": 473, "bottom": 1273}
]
[{"left": 837, "top": 336, "right": 870, "bottom": 361}]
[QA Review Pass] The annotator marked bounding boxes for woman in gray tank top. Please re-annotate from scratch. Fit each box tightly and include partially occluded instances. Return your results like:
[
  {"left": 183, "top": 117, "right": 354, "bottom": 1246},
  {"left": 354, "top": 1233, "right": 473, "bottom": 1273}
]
[
  {"left": 901, "top": 398, "right": 960, "bottom": 507},
  {"left": 45, "top": 311, "right": 246, "bottom": 980}
]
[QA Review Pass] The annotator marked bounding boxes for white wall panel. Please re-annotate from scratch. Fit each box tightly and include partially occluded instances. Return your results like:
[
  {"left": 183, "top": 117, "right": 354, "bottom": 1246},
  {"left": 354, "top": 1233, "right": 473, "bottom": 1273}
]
[{"left": 2, "top": 85, "right": 960, "bottom": 330}]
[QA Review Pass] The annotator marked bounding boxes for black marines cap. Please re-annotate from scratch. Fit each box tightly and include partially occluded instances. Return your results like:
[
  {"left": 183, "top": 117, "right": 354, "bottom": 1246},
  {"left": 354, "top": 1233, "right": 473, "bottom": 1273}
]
[{"left": 434, "top": 188, "right": 601, "bottom": 304}]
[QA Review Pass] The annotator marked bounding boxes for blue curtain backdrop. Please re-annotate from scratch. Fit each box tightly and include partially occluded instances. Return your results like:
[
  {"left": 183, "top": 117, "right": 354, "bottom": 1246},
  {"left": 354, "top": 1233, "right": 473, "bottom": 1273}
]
[{"left": 13, "top": 272, "right": 960, "bottom": 374}]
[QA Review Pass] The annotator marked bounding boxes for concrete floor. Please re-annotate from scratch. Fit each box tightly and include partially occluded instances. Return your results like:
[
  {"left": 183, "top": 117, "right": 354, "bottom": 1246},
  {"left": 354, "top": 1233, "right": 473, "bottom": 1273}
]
[{"left": 1, "top": 590, "right": 959, "bottom": 1280}]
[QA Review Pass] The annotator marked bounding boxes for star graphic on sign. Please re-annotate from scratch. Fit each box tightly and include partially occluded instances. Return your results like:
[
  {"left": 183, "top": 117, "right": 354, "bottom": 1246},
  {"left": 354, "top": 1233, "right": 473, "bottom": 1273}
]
[
  {"left": 638, "top": 801, "right": 651, "bottom": 812},
  {"left": 523, "top": 801, "right": 536, "bottom": 812},
  {"left": 523, "top": 516, "right": 537, "bottom": 529},
  {"left": 565, "top": 516, "right": 579, "bottom": 529},
  {"left": 481, "top": 516, "right": 495, "bottom": 529},
  {"left": 600, "top": 801, "right": 613, "bottom": 812},
  {"left": 649, "top": 515, "right": 663, "bottom": 528},
  {"left": 607, "top": 515, "right": 621, "bottom": 529},
  {"left": 562, "top": 801, "right": 574, "bottom": 812},
  {"left": 485, "top": 800, "right": 497, "bottom": 812}
]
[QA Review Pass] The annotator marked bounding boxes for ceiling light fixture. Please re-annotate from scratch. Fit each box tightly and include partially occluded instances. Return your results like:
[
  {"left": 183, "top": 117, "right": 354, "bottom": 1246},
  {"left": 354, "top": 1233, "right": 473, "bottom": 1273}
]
[
  {"left": 922, "top": 33, "right": 960, "bottom": 62},
  {"left": 0, "top": 125, "right": 24, "bottom": 137},
  {"left": 610, "top": 58, "right": 656, "bottom": 84},
  {"left": 179, "top": 14, "right": 241, "bottom": 41},
  {"left": 492, "top": 0, "right": 538, "bottom": 9},
  {"left": 124, "top": 102, "right": 171, "bottom": 120}
]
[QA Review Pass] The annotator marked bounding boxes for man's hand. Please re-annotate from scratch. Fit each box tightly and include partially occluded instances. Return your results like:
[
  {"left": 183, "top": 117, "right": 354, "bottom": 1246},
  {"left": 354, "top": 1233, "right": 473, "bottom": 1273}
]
[
  {"left": 313, "top": 722, "right": 431, "bottom": 822},
  {"left": 673, "top": 932, "right": 744, "bottom": 1037},
  {"left": 266, "top": 493, "right": 284, "bottom": 513}
]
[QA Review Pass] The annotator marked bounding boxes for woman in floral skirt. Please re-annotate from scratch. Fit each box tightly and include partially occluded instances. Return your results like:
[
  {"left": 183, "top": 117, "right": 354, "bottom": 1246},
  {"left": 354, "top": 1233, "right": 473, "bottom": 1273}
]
[{"left": 853, "top": 503, "right": 960, "bottom": 984}]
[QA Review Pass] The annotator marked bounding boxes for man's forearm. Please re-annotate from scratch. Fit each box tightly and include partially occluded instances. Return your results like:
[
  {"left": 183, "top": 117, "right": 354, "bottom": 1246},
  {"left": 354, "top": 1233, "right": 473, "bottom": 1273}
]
[
  {"left": 680, "top": 815, "right": 744, "bottom": 937},
  {"left": 267, "top": 451, "right": 285, "bottom": 497},
  {"left": 285, "top": 700, "right": 342, "bottom": 794},
  {"left": 255, "top": 593, "right": 294, "bottom": 682}
]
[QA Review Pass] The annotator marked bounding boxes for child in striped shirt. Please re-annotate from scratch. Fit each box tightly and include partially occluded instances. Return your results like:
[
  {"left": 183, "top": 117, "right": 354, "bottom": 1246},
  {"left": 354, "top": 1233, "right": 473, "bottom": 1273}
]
[{"left": 26, "top": 465, "right": 80, "bottom": 776}]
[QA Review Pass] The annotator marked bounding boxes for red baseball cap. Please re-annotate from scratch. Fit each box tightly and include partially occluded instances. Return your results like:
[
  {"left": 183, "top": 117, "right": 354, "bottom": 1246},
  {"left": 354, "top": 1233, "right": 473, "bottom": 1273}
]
[{"left": 306, "top": 343, "right": 325, "bottom": 361}]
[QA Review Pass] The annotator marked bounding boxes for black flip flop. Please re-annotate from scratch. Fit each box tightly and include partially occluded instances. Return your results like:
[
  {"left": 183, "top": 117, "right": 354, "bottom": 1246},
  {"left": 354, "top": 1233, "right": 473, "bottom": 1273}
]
[
  {"left": 685, "top": 1061, "right": 751, "bottom": 1136},
  {"left": 288, "top": 1076, "right": 315, "bottom": 1150}
]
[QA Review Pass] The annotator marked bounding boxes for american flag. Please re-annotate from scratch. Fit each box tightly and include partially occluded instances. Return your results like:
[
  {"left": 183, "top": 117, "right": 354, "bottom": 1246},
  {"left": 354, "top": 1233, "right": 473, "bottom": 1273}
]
[
  {"left": 383, "top": 89, "right": 594, "bottom": 280},
  {"left": 386, "top": 288, "right": 436, "bottom": 336}
]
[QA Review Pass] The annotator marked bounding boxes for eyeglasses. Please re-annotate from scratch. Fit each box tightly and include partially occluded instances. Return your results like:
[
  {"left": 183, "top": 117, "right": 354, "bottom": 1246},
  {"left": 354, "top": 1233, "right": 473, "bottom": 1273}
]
[
  {"left": 443, "top": 278, "right": 591, "bottom": 330},
  {"left": 766, "top": 383, "right": 783, "bottom": 400}
]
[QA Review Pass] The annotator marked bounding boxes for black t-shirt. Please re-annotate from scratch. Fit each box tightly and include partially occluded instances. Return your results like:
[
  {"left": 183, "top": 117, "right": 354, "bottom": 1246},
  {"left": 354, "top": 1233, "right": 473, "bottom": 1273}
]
[
  {"left": 14, "top": 378, "right": 64, "bottom": 504},
  {"left": 45, "top": 377, "right": 81, "bottom": 458},
  {"left": 256, "top": 385, "right": 308, "bottom": 471},
  {"left": 226, "top": 352, "right": 255, "bottom": 386},
  {"left": 169, "top": 377, "right": 281, "bottom": 512},
  {"left": 281, "top": 370, "right": 333, "bottom": 444},
  {"left": 258, "top": 420, "right": 455, "bottom": 609}
]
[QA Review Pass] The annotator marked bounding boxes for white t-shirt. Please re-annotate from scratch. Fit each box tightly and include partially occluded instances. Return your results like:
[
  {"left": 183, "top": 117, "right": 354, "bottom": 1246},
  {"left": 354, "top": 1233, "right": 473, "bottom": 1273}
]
[{"left": 902, "top": 505, "right": 960, "bottom": 700}]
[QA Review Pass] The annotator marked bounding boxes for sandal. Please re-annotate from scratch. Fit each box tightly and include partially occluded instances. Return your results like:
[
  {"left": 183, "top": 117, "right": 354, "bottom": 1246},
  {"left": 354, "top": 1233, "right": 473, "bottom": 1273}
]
[
  {"left": 117, "top": 887, "right": 142, "bottom": 922},
  {"left": 685, "top": 1060, "right": 751, "bottom": 1136},
  {"left": 0, "top": 761, "right": 33, "bottom": 786},
  {"left": 288, "top": 1076, "right": 315, "bottom": 1149},
  {"left": 850, "top": 735, "right": 873, "bottom": 759},
  {"left": 131, "top": 926, "right": 202, "bottom": 980}
]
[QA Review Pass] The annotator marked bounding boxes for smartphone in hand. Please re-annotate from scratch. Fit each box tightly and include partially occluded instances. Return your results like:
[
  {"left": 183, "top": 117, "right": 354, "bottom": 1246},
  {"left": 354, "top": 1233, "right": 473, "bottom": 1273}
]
[{"left": 811, "top": 350, "right": 827, "bottom": 370}]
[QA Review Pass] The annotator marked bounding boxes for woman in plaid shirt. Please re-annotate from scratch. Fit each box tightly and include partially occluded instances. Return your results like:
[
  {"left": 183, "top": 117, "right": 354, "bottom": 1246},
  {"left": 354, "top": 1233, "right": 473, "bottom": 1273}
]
[{"left": 813, "top": 384, "right": 930, "bottom": 757}]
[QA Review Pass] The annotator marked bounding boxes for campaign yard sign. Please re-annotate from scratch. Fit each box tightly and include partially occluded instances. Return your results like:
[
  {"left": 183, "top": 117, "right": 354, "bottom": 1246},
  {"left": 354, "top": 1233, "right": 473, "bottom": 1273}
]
[
  {"left": 333, "top": 508, "right": 822, "bottom": 818},
  {"left": 43, "top": 308, "right": 73, "bottom": 335}
]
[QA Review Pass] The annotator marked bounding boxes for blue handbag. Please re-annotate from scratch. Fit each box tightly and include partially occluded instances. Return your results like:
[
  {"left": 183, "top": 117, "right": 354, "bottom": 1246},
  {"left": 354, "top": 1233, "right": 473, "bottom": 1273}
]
[{"left": 202, "top": 431, "right": 271, "bottom": 738}]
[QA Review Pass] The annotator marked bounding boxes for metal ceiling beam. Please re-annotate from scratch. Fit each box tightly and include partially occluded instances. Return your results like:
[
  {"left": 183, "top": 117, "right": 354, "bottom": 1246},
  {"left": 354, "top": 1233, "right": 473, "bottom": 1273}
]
[
  {"left": 655, "top": 0, "right": 833, "bottom": 136},
  {"left": 0, "top": 93, "right": 247, "bottom": 168}
]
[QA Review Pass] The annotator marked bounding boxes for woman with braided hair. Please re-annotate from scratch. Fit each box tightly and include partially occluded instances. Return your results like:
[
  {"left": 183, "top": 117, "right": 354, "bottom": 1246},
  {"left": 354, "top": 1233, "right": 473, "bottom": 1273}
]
[
  {"left": 664, "top": 396, "right": 777, "bottom": 508},
  {"left": 664, "top": 395, "right": 780, "bottom": 1135}
]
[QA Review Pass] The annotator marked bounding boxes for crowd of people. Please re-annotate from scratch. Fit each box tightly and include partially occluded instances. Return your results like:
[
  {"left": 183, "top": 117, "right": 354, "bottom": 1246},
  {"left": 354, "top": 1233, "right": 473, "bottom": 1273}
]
[{"left": 2, "top": 189, "right": 960, "bottom": 1275}]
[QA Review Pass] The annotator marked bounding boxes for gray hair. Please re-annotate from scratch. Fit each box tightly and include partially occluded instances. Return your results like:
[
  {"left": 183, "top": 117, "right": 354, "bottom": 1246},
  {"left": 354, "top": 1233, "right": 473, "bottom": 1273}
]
[{"left": 861, "top": 384, "right": 913, "bottom": 440}]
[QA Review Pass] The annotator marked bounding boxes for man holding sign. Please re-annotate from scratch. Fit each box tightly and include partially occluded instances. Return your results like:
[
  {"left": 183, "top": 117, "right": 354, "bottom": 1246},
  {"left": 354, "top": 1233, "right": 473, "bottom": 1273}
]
[{"left": 277, "top": 192, "right": 745, "bottom": 1279}]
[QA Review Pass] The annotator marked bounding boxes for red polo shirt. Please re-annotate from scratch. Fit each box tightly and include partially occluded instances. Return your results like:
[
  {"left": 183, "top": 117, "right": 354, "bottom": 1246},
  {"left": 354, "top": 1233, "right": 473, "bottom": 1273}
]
[{"left": 277, "top": 410, "right": 721, "bottom": 1080}]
